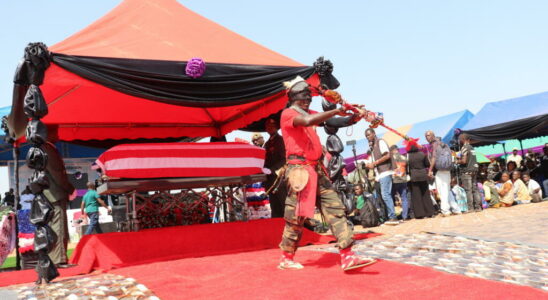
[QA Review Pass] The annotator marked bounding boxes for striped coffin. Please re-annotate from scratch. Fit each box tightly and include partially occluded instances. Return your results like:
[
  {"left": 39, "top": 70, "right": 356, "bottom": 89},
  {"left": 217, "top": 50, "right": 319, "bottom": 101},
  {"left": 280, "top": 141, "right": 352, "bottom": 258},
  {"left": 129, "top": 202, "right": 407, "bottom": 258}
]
[{"left": 96, "top": 142, "right": 268, "bottom": 179}]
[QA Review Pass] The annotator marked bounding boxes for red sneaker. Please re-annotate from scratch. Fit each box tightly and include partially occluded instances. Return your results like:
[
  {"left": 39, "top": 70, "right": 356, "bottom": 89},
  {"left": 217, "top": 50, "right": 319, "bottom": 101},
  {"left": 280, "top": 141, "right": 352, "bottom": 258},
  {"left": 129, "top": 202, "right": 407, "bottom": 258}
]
[
  {"left": 278, "top": 251, "right": 304, "bottom": 270},
  {"left": 278, "top": 258, "right": 304, "bottom": 270},
  {"left": 341, "top": 254, "right": 377, "bottom": 271}
]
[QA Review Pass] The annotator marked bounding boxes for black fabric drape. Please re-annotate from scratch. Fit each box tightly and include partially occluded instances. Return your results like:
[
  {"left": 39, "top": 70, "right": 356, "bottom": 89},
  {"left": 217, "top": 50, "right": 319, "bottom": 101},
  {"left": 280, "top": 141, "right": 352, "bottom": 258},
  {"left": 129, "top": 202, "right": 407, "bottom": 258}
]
[
  {"left": 462, "top": 114, "right": 548, "bottom": 143},
  {"left": 51, "top": 53, "right": 325, "bottom": 107},
  {"left": 240, "top": 111, "right": 282, "bottom": 132}
]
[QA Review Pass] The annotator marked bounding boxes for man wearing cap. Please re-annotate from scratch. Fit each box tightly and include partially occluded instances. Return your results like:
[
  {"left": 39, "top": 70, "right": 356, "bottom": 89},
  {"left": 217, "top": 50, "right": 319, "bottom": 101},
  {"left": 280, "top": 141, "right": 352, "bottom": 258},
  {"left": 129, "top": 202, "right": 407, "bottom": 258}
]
[
  {"left": 506, "top": 148, "right": 523, "bottom": 168},
  {"left": 251, "top": 133, "right": 265, "bottom": 147},
  {"left": 277, "top": 76, "right": 376, "bottom": 271}
]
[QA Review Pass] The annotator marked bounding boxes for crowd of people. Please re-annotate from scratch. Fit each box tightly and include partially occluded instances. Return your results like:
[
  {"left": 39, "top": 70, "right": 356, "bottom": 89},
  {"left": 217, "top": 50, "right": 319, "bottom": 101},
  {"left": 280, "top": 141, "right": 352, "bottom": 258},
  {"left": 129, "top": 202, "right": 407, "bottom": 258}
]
[
  {"left": 345, "top": 131, "right": 548, "bottom": 226},
  {"left": 250, "top": 76, "right": 544, "bottom": 271},
  {"left": 250, "top": 82, "right": 546, "bottom": 235}
]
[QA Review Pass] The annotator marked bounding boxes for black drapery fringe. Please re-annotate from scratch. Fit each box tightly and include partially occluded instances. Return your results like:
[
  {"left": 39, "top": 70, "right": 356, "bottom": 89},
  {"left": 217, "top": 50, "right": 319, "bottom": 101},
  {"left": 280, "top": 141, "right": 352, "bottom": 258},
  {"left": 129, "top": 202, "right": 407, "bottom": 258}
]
[
  {"left": 461, "top": 114, "right": 548, "bottom": 143},
  {"left": 51, "top": 53, "right": 339, "bottom": 108}
]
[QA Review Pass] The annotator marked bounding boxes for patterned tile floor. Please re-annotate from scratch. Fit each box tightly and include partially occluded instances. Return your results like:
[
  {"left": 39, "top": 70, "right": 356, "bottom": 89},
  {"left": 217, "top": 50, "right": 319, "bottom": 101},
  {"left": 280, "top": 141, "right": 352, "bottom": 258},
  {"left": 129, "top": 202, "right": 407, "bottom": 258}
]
[
  {"left": 309, "top": 233, "right": 548, "bottom": 291},
  {"left": 3, "top": 273, "right": 159, "bottom": 300},
  {"left": 307, "top": 201, "right": 548, "bottom": 291},
  {"left": 2, "top": 202, "right": 546, "bottom": 298}
]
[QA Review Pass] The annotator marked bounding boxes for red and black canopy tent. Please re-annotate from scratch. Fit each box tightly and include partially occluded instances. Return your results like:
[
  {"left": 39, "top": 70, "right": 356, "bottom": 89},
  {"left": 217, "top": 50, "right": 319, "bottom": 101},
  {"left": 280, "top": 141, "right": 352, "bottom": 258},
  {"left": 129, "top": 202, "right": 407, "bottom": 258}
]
[
  {"left": 4, "top": 0, "right": 339, "bottom": 275},
  {"left": 6, "top": 0, "right": 337, "bottom": 145}
]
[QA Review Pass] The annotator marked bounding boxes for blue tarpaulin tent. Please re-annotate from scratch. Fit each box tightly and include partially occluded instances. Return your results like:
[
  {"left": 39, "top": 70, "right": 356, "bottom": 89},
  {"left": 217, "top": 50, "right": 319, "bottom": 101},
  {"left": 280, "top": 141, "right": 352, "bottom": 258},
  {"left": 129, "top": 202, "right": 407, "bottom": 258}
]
[
  {"left": 342, "top": 109, "right": 474, "bottom": 160},
  {"left": 0, "top": 106, "right": 105, "bottom": 165},
  {"left": 461, "top": 91, "right": 548, "bottom": 143}
]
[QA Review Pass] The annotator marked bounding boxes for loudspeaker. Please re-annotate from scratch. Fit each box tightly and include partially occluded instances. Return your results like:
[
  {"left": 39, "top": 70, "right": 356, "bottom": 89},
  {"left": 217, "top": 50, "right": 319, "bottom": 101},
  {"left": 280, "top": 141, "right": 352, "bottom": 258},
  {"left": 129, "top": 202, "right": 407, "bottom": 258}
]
[
  {"left": 80, "top": 222, "right": 118, "bottom": 234},
  {"left": 111, "top": 205, "right": 127, "bottom": 223}
]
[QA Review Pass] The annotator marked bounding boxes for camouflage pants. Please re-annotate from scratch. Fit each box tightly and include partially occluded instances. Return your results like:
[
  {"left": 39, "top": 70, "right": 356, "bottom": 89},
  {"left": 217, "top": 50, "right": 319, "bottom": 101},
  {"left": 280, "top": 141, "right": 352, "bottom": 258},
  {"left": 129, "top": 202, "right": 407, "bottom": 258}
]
[{"left": 279, "top": 169, "right": 353, "bottom": 254}]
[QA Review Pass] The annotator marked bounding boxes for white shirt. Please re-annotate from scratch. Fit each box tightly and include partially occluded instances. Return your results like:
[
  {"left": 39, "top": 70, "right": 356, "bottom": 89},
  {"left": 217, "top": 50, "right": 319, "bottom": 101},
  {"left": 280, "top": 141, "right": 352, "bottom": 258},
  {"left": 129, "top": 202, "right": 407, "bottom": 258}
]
[
  {"left": 526, "top": 179, "right": 542, "bottom": 198},
  {"left": 506, "top": 154, "right": 523, "bottom": 167},
  {"left": 371, "top": 139, "right": 394, "bottom": 180},
  {"left": 20, "top": 193, "right": 35, "bottom": 210}
]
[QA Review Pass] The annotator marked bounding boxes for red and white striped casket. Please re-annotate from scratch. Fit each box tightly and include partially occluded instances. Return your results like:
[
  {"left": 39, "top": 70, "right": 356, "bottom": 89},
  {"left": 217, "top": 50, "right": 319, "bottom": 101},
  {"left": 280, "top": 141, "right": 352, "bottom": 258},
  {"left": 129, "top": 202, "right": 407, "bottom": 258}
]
[{"left": 96, "top": 142, "right": 269, "bottom": 179}]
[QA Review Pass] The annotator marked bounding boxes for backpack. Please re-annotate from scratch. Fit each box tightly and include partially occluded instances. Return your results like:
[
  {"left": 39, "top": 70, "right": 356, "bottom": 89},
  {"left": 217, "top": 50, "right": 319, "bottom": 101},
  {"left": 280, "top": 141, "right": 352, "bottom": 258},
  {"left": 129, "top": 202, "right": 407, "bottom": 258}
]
[
  {"left": 435, "top": 142, "right": 453, "bottom": 171},
  {"left": 359, "top": 193, "right": 382, "bottom": 228},
  {"left": 342, "top": 192, "right": 355, "bottom": 214}
]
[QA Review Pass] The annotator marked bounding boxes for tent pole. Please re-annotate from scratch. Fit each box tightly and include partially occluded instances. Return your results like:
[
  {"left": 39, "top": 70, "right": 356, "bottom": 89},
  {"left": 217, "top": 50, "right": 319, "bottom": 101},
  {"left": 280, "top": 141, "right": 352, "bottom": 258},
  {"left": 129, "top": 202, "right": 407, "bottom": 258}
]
[
  {"left": 12, "top": 145, "right": 21, "bottom": 270},
  {"left": 519, "top": 139, "right": 525, "bottom": 157}
]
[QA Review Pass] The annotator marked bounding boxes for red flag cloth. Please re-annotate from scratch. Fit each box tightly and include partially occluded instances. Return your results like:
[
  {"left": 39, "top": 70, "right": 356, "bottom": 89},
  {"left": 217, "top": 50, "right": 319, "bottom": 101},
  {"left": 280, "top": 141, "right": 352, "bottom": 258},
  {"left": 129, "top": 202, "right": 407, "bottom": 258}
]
[
  {"left": 96, "top": 142, "right": 268, "bottom": 179},
  {"left": 286, "top": 159, "right": 318, "bottom": 218}
]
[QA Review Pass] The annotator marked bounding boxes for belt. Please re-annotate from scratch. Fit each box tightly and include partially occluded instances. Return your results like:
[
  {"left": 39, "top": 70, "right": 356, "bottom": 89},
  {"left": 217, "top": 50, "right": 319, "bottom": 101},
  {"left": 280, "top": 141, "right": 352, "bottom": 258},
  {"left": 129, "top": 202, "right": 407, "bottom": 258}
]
[
  {"left": 287, "top": 155, "right": 318, "bottom": 166},
  {"left": 288, "top": 154, "right": 306, "bottom": 161},
  {"left": 286, "top": 155, "right": 329, "bottom": 177}
]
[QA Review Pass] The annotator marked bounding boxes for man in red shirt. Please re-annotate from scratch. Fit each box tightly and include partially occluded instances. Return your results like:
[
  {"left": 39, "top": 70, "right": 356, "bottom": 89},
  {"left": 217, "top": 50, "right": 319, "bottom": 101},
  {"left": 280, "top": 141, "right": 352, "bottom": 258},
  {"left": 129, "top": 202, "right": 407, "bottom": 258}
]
[{"left": 278, "top": 76, "right": 376, "bottom": 271}]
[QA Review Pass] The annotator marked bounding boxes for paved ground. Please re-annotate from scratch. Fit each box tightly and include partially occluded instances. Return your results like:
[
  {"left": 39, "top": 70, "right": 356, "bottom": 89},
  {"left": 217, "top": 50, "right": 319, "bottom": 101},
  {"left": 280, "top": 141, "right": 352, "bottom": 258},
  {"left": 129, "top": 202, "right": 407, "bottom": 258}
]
[
  {"left": 3, "top": 274, "right": 159, "bottom": 300},
  {"left": 3, "top": 202, "right": 547, "bottom": 297},
  {"left": 307, "top": 201, "right": 548, "bottom": 291},
  {"left": 353, "top": 201, "right": 548, "bottom": 248}
]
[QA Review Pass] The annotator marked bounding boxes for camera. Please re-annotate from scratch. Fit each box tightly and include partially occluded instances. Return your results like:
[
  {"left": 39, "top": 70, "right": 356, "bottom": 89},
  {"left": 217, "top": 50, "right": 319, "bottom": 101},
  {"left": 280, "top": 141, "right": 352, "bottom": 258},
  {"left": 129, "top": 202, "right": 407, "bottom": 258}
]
[{"left": 346, "top": 140, "right": 356, "bottom": 146}]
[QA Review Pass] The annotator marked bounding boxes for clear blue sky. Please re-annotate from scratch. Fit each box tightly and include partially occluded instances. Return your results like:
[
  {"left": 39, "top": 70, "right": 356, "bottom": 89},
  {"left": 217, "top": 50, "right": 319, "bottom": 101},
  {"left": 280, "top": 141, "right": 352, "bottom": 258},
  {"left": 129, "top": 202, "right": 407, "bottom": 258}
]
[{"left": 1, "top": 0, "right": 548, "bottom": 139}]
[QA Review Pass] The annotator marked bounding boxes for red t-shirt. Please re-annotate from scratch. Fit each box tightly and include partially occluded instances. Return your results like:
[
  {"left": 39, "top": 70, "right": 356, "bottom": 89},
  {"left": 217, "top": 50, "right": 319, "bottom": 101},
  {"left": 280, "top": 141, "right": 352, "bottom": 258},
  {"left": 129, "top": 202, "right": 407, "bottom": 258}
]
[{"left": 280, "top": 108, "right": 323, "bottom": 161}]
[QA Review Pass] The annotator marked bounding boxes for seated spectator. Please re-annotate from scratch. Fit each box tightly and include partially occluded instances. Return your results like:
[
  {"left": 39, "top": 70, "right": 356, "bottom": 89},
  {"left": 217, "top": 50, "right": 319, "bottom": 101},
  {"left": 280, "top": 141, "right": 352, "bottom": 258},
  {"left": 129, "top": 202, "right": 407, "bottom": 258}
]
[
  {"left": 506, "top": 161, "right": 517, "bottom": 173},
  {"left": 352, "top": 184, "right": 366, "bottom": 221},
  {"left": 354, "top": 184, "right": 365, "bottom": 211},
  {"left": 477, "top": 176, "right": 489, "bottom": 209},
  {"left": 522, "top": 172, "right": 542, "bottom": 203},
  {"left": 541, "top": 144, "right": 548, "bottom": 197},
  {"left": 451, "top": 177, "right": 468, "bottom": 213},
  {"left": 497, "top": 172, "right": 514, "bottom": 207},
  {"left": 523, "top": 159, "right": 541, "bottom": 182},
  {"left": 525, "top": 149, "right": 536, "bottom": 163},
  {"left": 488, "top": 158, "right": 502, "bottom": 182},
  {"left": 482, "top": 175, "right": 501, "bottom": 208},
  {"left": 251, "top": 133, "right": 265, "bottom": 147},
  {"left": 350, "top": 183, "right": 382, "bottom": 227},
  {"left": 497, "top": 157, "right": 506, "bottom": 171},
  {"left": 349, "top": 184, "right": 371, "bottom": 223},
  {"left": 512, "top": 170, "right": 532, "bottom": 204},
  {"left": 506, "top": 148, "right": 523, "bottom": 168},
  {"left": 394, "top": 197, "right": 403, "bottom": 219}
]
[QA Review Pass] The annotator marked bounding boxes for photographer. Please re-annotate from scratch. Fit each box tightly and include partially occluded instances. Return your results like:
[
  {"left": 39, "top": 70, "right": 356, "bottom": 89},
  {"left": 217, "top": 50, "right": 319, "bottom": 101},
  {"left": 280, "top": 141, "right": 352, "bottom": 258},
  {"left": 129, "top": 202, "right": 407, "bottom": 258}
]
[
  {"left": 365, "top": 128, "right": 399, "bottom": 225},
  {"left": 456, "top": 133, "right": 482, "bottom": 212}
]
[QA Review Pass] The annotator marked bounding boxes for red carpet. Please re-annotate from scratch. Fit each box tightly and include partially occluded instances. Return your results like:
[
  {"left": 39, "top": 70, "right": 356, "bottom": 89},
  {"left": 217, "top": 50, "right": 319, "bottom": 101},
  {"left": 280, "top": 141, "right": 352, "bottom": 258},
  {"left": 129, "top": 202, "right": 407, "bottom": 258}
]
[
  {"left": 0, "top": 219, "right": 378, "bottom": 287},
  {"left": 69, "top": 218, "right": 378, "bottom": 272},
  {"left": 112, "top": 248, "right": 547, "bottom": 300}
]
